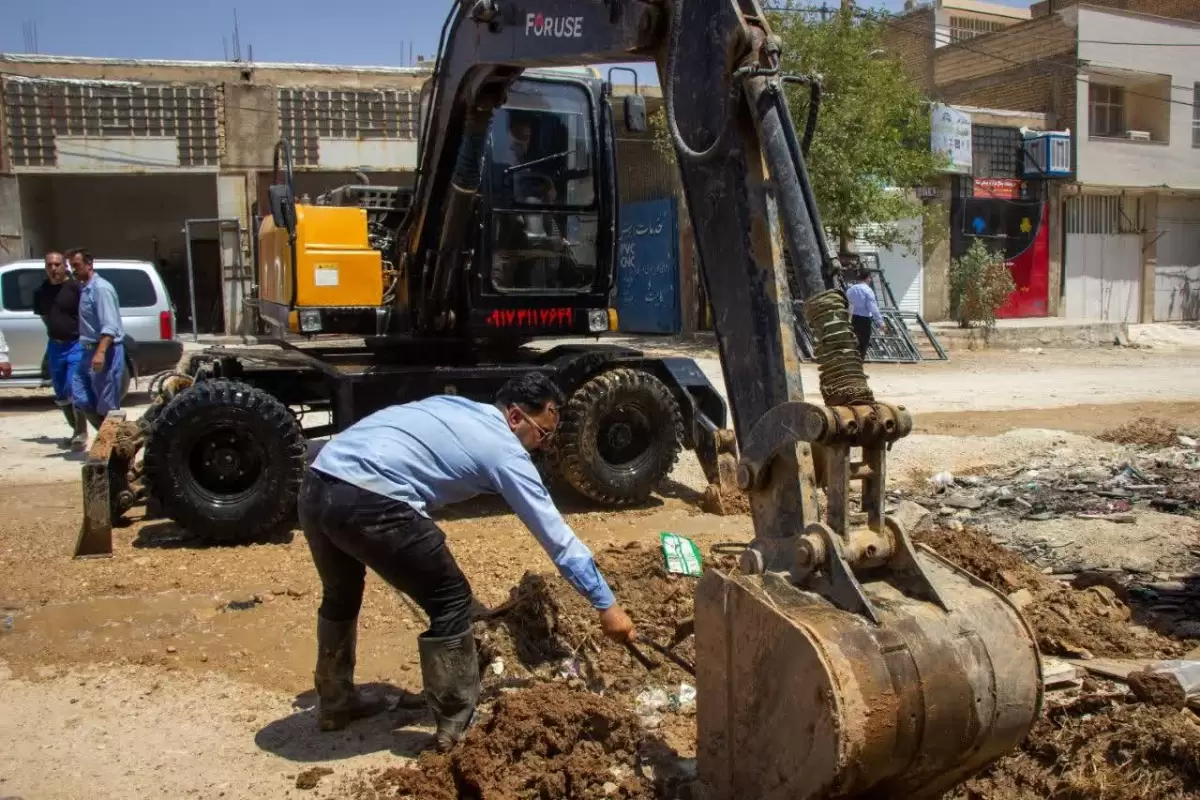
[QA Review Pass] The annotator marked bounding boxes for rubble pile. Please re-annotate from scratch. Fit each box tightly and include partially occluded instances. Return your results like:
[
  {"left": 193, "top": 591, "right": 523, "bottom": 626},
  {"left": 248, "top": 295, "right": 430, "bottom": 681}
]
[
  {"left": 901, "top": 434, "right": 1200, "bottom": 576},
  {"left": 351, "top": 684, "right": 659, "bottom": 800},
  {"left": 472, "top": 542, "right": 698, "bottom": 696},
  {"left": 948, "top": 692, "right": 1200, "bottom": 800},
  {"left": 914, "top": 521, "right": 1192, "bottom": 660}
]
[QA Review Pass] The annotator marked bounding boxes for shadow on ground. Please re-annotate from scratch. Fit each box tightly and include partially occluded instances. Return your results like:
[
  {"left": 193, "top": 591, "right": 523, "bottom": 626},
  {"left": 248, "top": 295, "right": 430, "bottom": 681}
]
[{"left": 255, "top": 683, "right": 432, "bottom": 763}]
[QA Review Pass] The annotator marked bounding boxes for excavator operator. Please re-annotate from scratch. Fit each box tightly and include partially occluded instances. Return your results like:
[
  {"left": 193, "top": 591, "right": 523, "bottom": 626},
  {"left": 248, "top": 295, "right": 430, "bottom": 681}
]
[{"left": 298, "top": 373, "right": 636, "bottom": 751}]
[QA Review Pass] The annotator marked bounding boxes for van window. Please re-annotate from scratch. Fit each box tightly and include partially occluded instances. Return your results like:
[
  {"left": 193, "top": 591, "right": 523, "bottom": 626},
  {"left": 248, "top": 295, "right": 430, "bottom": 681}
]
[
  {"left": 0, "top": 268, "right": 44, "bottom": 312},
  {"left": 95, "top": 269, "right": 158, "bottom": 308}
]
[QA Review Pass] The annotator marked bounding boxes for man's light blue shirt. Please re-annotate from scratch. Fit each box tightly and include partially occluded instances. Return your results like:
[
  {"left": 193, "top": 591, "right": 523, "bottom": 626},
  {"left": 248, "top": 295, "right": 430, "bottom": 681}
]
[
  {"left": 846, "top": 282, "right": 883, "bottom": 327},
  {"left": 78, "top": 274, "right": 124, "bottom": 345},
  {"left": 311, "top": 395, "right": 616, "bottom": 610}
]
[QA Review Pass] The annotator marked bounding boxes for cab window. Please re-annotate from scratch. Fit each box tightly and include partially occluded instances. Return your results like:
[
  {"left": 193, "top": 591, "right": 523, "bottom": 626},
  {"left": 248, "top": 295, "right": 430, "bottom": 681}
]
[{"left": 486, "top": 80, "right": 599, "bottom": 294}]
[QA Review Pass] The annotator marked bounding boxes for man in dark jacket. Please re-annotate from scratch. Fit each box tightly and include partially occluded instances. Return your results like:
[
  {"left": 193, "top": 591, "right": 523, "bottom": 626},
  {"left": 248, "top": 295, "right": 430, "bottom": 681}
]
[{"left": 33, "top": 251, "right": 87, "bottom": 450}]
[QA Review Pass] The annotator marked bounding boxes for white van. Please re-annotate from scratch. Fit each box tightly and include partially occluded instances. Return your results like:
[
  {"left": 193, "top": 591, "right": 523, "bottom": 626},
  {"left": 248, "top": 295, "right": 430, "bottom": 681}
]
[{"left": 0, "top": 259, "right": 184, "bottom": 392}]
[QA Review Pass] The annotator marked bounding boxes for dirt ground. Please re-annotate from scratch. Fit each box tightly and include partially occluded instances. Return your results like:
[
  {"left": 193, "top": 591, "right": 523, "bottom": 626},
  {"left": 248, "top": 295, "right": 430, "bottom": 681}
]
[{"left": 7, "top": 339, "right": 1200, "bottom": 798}]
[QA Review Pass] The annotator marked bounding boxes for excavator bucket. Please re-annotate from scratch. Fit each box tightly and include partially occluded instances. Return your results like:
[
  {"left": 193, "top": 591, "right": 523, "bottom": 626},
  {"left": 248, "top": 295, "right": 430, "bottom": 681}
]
[
  {"left": 691, "top": 396, "right": 1043, "bottom": 798},
  {"left": 693, "top": 544, "right": 1042, "bottom": 799}
]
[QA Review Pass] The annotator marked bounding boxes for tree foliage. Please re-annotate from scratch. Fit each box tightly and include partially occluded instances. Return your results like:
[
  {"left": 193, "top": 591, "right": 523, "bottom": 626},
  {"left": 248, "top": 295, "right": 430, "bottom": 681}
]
[
  {"left": 647, "top": 6, "right": 948, "bottom": 255},
  {"left": 769, "top": 5, "right": 947, "bottom": 254},
  {"left": 949, "top": 237, "right": 1016, "bottom": 329}
]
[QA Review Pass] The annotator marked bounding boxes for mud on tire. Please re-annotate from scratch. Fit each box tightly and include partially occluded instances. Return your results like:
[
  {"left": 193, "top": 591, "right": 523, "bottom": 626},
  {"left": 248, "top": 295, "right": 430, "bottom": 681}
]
[
  {"left": 142, "top": 379, "right": 306, "bottom": 544},
  {"left": 551, "top": 368, "right": 683, "bottom": 506}
]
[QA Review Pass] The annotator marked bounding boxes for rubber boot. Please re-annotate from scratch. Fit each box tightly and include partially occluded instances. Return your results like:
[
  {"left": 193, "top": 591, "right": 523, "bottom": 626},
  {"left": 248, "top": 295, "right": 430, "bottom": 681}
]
[
  {"left": 83, "top": 410, "right": 104, "bottom": 433},
  {"left": 314, "top": 615, "right": 387, "bottom": 732},
  {"left": 418, "top": 630, "right": 481, "bottom": 752},
  {"left": 69, "top": 405, "right": 89, "bottom": 452}
]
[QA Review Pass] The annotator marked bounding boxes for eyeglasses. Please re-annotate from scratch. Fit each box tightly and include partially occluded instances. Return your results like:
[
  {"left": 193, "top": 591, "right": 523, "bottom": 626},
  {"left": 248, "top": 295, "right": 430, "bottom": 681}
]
[{"left": 514, "top": 405, "right": 557, "bottom": 444}]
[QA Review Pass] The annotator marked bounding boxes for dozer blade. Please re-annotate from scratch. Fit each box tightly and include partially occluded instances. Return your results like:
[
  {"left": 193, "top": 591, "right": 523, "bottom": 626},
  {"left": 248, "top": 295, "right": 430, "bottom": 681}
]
[
  {"left": 693, "top": 543, "right": 1042, "bottom": 800},
  {"left": 75, "top": 411, "right": 128, "bottom": 559}
]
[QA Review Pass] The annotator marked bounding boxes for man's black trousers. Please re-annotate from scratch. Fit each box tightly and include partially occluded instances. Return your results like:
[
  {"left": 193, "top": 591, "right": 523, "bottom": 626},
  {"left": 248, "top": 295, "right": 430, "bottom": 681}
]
[
  {"left": 851, "top": 314, "right": 874, "bottom": 359},
  {"left": 298, "top": 467, "right": 474, "bottom": 638}
]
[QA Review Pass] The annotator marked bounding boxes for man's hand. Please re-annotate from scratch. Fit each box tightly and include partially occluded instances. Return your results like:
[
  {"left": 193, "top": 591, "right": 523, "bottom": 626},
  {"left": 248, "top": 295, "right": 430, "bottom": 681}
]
[
  {"left": 0, "top": 361, "right": 11, "bottom": 378},
  {"left": 91, "top": 349, "right": 106, "bottom": 373},
  {"left": 599, "top": 605, "right": 636, "bottom": 644}
]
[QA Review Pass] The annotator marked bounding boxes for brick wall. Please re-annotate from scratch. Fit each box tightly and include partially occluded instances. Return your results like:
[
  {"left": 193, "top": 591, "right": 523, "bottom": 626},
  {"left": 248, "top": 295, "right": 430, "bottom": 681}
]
[
  {"left": 882, "top": 8, "right": 936, "bottom": 95},
  {"left": 1032, "top": 0, "right": 1200, "bottom": 22},
  {"left": 935, "top": 14, "right": 1077, "bottom": 88},
  {"left": 946, "top": 72, "right": 1055, "bottom": 114}
]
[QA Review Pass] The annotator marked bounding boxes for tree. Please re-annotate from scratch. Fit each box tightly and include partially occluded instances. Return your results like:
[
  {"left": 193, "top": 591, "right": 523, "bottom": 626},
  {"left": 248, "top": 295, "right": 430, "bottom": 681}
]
[
  {"left": 948, "top": 237, "right": 1016, "bottom": 329},
  {"left": 651, "top": 5, "right": 948, "bottom": 257}
]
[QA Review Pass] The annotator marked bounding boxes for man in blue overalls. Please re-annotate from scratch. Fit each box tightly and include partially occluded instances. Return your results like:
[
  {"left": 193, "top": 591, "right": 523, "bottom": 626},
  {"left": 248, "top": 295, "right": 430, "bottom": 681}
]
[
  {"left": 67, "top": 249, "right": 125, "bottom": 431},
  {"left": 33, "top": 251, "right": 87, "bottom": 450}
]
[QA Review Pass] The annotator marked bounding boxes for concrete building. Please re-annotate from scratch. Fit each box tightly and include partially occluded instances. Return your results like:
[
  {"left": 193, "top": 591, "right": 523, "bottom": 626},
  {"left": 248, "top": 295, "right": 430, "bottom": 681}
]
[
  {"left": 886, "top": 0, "right": 1200, "bottom": 324},
  {"left": 0, "top": 54, "right": 429, "bottom": 335}
]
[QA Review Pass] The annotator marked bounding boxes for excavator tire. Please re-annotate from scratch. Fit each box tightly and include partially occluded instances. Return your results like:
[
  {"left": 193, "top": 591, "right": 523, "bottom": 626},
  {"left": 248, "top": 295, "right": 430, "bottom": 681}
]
[
  {"left": 142, "top": 379, "right": 306, "bottom": 544},
  {"left": 552, "top": 368, "right": 683, "bottom": 506}
]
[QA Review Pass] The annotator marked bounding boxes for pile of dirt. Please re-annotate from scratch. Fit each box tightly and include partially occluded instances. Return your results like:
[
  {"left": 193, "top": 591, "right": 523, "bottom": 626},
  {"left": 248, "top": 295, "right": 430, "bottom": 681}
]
[
  {"left": 474, "top": 542, "right": 698, "bottom": 693},
  {"left": 351, "top": 684, "right": 655, "bottom": 800},
  {"left": 915, "top": 521, "right": 1188, "bottom": 659},
  {"left": 947, "top": 694, "right": 1200, "bottom": 800},
  {"left": 1098, "top": 416, "right": 1178, "bottom": 447}
]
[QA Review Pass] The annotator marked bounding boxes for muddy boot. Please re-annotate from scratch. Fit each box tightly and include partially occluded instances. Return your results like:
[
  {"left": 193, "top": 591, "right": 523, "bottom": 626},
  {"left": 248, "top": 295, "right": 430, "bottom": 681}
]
[
  {"left": 314, "top": 615, "right": 387, "bottom": 732},
  {"left": 82, "top": 410, "right": 105, "bottom": 433},
  {"left": 418, "top": 630, "right": 480, "bottom": 752},
  {"left": 68, "top": 406, "right": 89, "bottom": 452}
]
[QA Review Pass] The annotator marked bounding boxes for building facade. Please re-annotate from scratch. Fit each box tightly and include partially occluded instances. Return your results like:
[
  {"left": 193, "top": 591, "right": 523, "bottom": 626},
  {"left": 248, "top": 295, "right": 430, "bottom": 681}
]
[
  {"left": 887, "top": 0, "right": 1200, "bottom": 324},
  {"left": 0, "top": 54, "right": 429, "bottom": 335}
]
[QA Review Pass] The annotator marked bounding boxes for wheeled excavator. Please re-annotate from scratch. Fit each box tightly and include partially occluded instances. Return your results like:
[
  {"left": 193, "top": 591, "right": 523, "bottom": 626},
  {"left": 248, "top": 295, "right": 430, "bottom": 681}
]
[
  {"left": 397, "top": 0, "right": 1042, "bottom": 797},
  {"left": 81, "top": 0, "right": 1044, "bottom": 794}
]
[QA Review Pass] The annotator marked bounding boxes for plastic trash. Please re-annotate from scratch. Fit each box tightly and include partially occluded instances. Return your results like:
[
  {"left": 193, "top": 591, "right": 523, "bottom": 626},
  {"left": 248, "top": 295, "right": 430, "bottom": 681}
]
[
  {"left": 671, "top": 682, "right": 697, "bottom": 711},
  {"left": 929, "top": 472, "right": 954, "bottom": 491},
  {"left": 1, "top": 615, "right": 12, "bottom": 633},
  {"left": 660, "top": 533, "right": 703, "bottom": 577},
  {"left": 1147, "top": 660, "right": 1200, "bottom": 698}
]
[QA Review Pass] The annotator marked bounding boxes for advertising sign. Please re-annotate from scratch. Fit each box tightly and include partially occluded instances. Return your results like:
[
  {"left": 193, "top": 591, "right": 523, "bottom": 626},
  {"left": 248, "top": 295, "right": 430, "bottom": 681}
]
[{"left": 931, "top": 103, "right": 972, "bottom": 175}]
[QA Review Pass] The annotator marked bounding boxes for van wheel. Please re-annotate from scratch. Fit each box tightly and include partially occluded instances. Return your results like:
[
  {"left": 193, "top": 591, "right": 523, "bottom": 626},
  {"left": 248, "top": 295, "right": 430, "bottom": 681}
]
[{"left": 142, "top": 379, "right": 305, "bottom": 544}]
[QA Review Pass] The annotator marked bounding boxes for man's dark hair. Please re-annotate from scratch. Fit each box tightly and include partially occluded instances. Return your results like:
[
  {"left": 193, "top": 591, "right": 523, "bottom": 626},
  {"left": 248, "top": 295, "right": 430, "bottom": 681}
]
[
  {"left": 495, "top": 373, "right": 565, "bottom": 413},
  {"left": 65, "top": 248, "right": 92, "bottom": 265}
]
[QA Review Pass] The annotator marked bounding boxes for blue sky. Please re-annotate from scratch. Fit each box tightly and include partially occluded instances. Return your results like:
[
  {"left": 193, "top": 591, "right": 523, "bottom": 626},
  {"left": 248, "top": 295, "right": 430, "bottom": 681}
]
[{"left": 3, "top": 0, "right": 1035, "bottom": 86}]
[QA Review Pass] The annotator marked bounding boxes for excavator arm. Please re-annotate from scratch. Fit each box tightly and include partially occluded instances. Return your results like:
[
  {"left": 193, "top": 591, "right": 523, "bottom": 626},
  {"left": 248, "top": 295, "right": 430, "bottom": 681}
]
[{"left": 402, "top": 2, "right": 1043, "bottom": 797}]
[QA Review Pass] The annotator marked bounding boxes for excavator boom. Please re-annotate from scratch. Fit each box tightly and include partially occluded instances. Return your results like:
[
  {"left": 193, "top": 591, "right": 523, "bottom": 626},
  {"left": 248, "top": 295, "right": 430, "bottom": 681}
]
[{"left": 406, "top": 1, "right": 1043, "bottom": 797}]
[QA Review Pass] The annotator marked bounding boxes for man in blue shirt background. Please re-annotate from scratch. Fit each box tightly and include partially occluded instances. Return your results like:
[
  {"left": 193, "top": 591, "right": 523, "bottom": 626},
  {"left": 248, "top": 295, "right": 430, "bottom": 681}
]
[
  {"left": 67, "top": 249, "right": 125, "bottom": 431},
  {"left": 846, "top": 268, "right": 885, "bottom": 359},
  {"left": 299, "top": 373, "right": 636, "bottom": 751}
]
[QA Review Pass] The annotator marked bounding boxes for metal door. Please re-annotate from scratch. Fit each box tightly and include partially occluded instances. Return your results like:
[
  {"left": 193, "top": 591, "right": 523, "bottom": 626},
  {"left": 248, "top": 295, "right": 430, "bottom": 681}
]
[
  {"left": 1064, "top": 195, "right": 1142, "bottom": 322},
  {"left": 1154, "top": 198, "right": 1200, "bottom": 321},
  {"left": 616, "top": 197, "right": 680, "bottom": 334}
]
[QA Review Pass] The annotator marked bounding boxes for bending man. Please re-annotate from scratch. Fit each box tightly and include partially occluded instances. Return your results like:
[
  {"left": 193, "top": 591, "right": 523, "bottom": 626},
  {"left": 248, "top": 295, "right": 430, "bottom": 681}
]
[{"left": 299, "top": 373, "right": 636, "bottom": 751}]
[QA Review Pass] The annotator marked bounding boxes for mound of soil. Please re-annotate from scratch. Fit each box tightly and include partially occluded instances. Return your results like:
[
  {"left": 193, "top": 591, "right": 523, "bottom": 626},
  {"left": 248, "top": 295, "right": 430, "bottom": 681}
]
[
  {"left": 1098, "top": 417, "right": 1178, "bottom": 448},
  {"left": 353, "top": 684, "right": 654, "bottom": 800},
  {"left": 948, "top": 694, "right": 1200, "bottom": 800},
  {"left": 915, "top": 521, "right": 1186, "bottom": 659},
  {"left": 474, "top": 542, "right": 698, "bottom": 694}
]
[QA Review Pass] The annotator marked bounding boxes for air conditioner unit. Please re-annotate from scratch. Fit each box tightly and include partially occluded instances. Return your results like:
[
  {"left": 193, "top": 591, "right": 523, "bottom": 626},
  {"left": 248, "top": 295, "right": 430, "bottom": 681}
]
[
  {"left": 1021, "top": 128, "right": 1072, "bottom": 179},
  {"left": 1124, "top": 130, "right": 1151, "bottom": 141}
]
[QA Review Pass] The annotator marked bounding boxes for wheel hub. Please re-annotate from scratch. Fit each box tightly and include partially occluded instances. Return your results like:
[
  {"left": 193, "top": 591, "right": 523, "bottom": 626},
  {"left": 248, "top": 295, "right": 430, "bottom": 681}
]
[
  {"left": 597, "top": 404, "right": 653, "bottom": 467},
  {"left": 191, "top": 430, "right": 262, "bottom": 496}
]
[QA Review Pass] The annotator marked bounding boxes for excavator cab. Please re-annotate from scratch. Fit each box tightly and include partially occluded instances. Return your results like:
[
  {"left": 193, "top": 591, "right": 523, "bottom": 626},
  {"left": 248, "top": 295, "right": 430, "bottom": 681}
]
[
  {"left": 469, "top": 72, "right": 618, "bottom": 337},
  {"left": 255, "top": 70, "right": 627, "bottom": 341}
]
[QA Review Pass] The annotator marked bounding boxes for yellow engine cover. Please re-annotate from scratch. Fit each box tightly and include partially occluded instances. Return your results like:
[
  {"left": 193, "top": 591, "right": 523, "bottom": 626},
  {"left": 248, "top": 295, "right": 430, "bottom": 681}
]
[{"left": 258, "top": 204, "right": 384, "bottom": 310}]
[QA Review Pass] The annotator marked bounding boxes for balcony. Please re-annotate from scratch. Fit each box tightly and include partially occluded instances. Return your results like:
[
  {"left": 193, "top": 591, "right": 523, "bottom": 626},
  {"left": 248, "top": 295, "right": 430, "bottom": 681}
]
[{"left": 1086, "top": 72, "right": 1171, "bottom": 146}]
